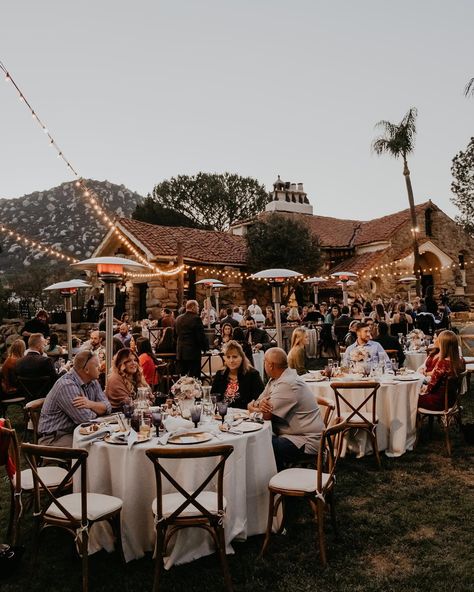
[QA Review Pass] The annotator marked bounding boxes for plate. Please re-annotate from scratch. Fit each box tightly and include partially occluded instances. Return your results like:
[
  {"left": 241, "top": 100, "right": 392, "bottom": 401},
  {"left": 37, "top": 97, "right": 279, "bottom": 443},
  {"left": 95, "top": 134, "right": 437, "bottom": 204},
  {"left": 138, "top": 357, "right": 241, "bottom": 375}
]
[
  {"left": 239, "top": 421, "right": 264, "bottom": 433},
  {"left": 395, "top": 375, "right": 421, "bottom": 382},
  {"left": 103, "top": 434, "right": 128, "bottom": 445},
  {"left": 79, "top": 423, "right": 105, "bottom": 436},
  {"left": 168, "top": 432, "right": 214, "bottom": 445},
  {"left": 230, "top": 411, "right": 250, "bottom": 421}
]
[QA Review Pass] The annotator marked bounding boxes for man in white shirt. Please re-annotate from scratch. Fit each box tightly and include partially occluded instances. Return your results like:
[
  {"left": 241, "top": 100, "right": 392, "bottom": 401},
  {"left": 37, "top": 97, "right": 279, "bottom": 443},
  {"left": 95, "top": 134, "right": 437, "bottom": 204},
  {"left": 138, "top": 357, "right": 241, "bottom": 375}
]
[
  {"left": 249, "top": 348, "right": 324, "bottom": 471},
  {"left": 232, "top": 306, "right": 243, "bottom": 323},
  {"left": 247, "top": 298, "right": 262, "bottom": 316}
]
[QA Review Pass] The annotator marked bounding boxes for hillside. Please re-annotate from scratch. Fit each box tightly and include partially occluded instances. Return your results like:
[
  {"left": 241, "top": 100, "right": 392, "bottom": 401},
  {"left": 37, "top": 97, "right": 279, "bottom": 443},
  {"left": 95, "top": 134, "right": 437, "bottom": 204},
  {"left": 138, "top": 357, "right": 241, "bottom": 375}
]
[{"left": 0, "top": 179, "right": 143, "bottom": 273}]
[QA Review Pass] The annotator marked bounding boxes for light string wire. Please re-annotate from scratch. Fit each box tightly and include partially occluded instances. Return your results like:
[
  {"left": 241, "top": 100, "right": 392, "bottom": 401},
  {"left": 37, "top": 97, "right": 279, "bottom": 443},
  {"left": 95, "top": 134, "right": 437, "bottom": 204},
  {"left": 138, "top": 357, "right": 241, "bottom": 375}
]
[{"left": 0, "top": 59, "right": 183, "bottom": 276}]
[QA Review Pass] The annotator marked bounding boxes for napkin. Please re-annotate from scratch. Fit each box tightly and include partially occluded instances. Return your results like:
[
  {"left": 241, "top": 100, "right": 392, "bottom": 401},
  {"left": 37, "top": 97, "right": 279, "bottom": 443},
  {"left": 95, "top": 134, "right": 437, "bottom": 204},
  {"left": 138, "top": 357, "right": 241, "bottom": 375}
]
[
  {"left": 127, "top": 428, "right": 138, "bottom": 449},
  {"left": 163, "top": 416, "right": 193, "bottom": 433}
]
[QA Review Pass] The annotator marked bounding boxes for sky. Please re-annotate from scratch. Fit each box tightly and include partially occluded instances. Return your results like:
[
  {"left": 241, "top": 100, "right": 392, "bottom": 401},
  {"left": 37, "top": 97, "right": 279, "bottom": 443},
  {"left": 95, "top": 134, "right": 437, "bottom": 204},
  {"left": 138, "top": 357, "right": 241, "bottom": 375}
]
[{"left": 1, "top": 0, "right": 473, "bottom": 221}]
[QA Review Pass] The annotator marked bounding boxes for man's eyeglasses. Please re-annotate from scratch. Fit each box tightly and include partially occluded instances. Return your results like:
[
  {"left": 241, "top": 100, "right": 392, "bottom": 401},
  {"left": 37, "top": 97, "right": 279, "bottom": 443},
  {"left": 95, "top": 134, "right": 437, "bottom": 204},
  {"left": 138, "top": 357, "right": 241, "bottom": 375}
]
[{"left": 82, "top": 351, "right": 94, "bottom": 370}]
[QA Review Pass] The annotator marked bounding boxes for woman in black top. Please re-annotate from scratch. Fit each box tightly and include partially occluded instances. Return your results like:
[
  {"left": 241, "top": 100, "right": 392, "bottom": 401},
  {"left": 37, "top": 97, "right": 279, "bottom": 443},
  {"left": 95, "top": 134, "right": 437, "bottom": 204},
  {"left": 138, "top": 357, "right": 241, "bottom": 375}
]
[{"left": 211, "top": 340, "right": 264, "bottom": 409}]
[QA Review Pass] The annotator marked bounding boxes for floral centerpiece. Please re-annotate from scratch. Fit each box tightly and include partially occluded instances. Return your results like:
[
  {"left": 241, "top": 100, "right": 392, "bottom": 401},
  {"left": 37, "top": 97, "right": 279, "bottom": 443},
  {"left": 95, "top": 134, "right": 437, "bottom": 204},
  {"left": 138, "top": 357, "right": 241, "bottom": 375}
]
[
  {"left": 350, "top": 346, "right": 370, "bottom": 375},
  {"left": 171, "top": 376, "right": 202, "bottom": 418},
  {"left": 407, "top": 329, "right": 425, "bottom": 351}
]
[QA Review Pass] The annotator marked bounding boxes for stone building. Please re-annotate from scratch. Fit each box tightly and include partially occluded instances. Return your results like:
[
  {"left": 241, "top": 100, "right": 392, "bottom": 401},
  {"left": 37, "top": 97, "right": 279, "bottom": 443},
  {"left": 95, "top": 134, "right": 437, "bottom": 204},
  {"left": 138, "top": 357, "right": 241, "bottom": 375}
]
[
  {"left": 230, "top": 176, "right": 474, "bottom": 302},
  {"left": 93, "top": 218, "right": 247, "bottom": 319}
]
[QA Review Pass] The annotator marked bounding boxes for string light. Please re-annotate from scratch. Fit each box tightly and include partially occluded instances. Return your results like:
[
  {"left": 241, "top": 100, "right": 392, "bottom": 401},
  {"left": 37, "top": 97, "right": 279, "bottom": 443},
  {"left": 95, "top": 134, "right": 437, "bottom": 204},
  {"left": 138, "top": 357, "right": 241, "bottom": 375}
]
[{"left": 0, "top": 222, "right": 78, "bottom": 263}]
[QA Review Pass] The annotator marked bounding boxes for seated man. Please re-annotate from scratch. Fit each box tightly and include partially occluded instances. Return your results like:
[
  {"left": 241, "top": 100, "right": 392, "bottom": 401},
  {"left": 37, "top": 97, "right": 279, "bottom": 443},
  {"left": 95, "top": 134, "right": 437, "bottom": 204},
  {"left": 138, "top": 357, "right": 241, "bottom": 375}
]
[
  {"left": 80, "top": 330, "right": 106, "bottom": 355},
  {"left": 243, "top": 317, "right": 270, "bottom": 351},
  {"left": 249, "top": 348, "right": 324, "bottom": 471},
  {"left": 116, "top": 323, "right": 132, "bottom": 347},
  {"left": 373, "top": 321, "right": 405, "bottom": 366},
  {"left": 342, "top": 321, "right": 392, "bottom": 371},
  {"left": 38, "top": 350, "right": 112, "bottom": 447},
  {"left": 15, "top": 333, "right": 57, "bottom": 394}
]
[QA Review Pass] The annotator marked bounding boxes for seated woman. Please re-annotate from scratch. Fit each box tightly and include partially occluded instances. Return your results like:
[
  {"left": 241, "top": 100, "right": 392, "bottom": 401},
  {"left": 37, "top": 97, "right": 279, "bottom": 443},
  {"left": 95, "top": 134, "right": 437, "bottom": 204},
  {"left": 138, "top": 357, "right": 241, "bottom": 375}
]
[
  {"left": 105, "top": 348, "right": 148, "bottom": 411},
  {"left": 213, "top": 322, "right": 234, "bottom": 349},
  {"left": 287, "top": 327, "right": 309, "bottom": 375},
  {"left": 45, "top": 332, "right": 65, "bottom": 355},
  {"left": 136, "top": 337, "right": 160, "bottom": 388},
  {"left": 155, "top": 326, "right": 176, "bottom": 354},
  {"left": 418, "top": 330, "right": 465, "bottom": 411},
  {"left": 211, "top": 340, "right": 264, "bottom": 409},
  {"left": 418, "top": 330, "right": 442, "bottom": 376},
  {"left": 1, "top": 339, "right": 25, "bottom": 397},
  {"left": 264, "top": 308, "right": 276, "bottom": 327},
  {"left": 286, "top": 307, "right": 301, "bottom": 323},
  {"left": 350, "top": 303, "right": 364, "bottom": 321}
]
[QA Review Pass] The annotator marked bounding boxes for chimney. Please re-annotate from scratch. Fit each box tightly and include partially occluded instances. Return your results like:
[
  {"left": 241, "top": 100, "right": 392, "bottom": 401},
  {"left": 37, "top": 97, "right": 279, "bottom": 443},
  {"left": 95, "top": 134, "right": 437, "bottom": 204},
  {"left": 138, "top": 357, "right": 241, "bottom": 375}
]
[{"left": 297, "top": 182, "right": 304, "bottom": 192}]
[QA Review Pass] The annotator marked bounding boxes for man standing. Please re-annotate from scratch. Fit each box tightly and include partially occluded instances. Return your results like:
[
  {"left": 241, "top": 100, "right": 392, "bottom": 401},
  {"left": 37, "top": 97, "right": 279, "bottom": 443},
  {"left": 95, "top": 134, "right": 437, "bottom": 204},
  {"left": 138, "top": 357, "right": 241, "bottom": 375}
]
[
  {"left": 175, "top": 300, "right": 209, "bottom": 378},
  {"left": 220, "top": 307, "right": 239, "bottom": 328},
  {"left": 249, "top": 348, "right": 324, "bottom": 471},
  {"left": 15, "top": 333, "right": 57, "bottom": 393},
  {"left": 247, "top": 298, "right": 262, "bottom": 316},
  {"left": 38, "top": 350, "right": 112, "bottom": 447},
  {"left": 21, "top": 310, "right": 50, "bottom": 346},
  {"left": 342, "top": 321, "right": 392, "bottom": 370}
]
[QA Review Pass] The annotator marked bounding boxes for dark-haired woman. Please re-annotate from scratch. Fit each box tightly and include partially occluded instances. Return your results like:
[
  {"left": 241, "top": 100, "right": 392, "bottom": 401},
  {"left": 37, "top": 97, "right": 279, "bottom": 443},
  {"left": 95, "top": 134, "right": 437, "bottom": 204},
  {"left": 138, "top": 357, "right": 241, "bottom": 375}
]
[{"left": 136, "top": 337, "right": 160, "bottom": 388}]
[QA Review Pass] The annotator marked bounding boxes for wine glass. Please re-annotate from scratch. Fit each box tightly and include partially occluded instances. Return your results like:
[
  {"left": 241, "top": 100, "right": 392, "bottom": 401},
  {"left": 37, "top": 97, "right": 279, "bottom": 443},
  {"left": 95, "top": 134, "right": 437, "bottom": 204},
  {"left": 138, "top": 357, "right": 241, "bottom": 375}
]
[
  {"left": 211, "top": 394, "right": 218, "bottom": 413},
  {"left": 190, "top": 405, "right": 202, "bottom": 429},
  {"left": 151, "top": 411, "right": 162, "bottom": 435},
  {"left": 217, "top": 401, "right": 228, "bottom": 424}
]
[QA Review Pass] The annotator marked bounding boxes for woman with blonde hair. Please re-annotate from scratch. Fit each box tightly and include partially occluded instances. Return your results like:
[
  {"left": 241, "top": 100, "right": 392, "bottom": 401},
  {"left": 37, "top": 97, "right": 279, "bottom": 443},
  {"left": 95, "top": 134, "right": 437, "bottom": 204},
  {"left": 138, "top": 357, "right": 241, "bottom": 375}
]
[
  {"left": 287, "top": 327, "right": 309, "bottom": 375},
  {"left": 105, "top": 348, "right": 149, "bottom": 411},
  {"left": 418, "top": 330, "right": 465, "bottom": 411},
  {"left": 211, "top": 340, "right": 264, "bottom": 409},
  {"left": 1, "top": 339, "right": 25, "bottom": 396}
]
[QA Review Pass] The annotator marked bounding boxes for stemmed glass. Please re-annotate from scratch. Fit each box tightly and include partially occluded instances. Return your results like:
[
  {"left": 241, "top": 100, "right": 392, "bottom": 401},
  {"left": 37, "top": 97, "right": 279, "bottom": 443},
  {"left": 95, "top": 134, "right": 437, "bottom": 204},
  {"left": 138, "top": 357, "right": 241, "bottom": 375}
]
[
  {"left": 190, "top": 405, "right": 202, "bottom": 429},
  {"left": 122, "top": 403, "right": 133, "bottom": 428},
  {"left": 151, "top": 411, "right": 162, "bottom": 436},
  {"left": 217, "top": 401, "right": 228, "bottom": 424}
]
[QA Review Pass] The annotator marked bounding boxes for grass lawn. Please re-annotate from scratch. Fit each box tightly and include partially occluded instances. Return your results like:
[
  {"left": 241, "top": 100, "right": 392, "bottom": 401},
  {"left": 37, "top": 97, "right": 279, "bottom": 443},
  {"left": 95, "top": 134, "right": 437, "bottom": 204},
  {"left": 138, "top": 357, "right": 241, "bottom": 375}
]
[{"left": 1, "top": 409, "right": 474, "bottom": 592}]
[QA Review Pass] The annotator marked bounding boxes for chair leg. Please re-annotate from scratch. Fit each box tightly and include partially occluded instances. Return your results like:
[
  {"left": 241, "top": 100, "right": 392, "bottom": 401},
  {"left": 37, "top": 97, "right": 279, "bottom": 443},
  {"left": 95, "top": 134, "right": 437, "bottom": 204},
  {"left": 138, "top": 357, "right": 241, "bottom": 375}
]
[
  {"left": 10, "top": 492, "right": 22, "bottom": 546},
  {"left": 309, "top": 498, "right": 327, "bottom": 567},
  {"left": 327, "top": 491, "right": 338, "bottom": 539},
  {"left": 152, "top": 525, "right": 165, "bottom": 592},
  {"left": 414, "top": 413, "right": 422, "bottom": 449},
  {"left": 110, "top": 513, "right": 125, "bottom": 564},
  {"left": 275, "top": 496, "right": 287, "bottom": 535},
  {"left": 81, "top": 527, "right": 89, "bottom": 592},
  {"left": 444, "top": 423, "right": 452, "bottom": 456},
  {"left": 259, "top": 491, "right": 276, "bottom": 558},
  {"left": 369, "top": 429, "right": 382, "bottom": 469},
  {"left": 215, "top": 525, "right": 233, "bottom": 592}
]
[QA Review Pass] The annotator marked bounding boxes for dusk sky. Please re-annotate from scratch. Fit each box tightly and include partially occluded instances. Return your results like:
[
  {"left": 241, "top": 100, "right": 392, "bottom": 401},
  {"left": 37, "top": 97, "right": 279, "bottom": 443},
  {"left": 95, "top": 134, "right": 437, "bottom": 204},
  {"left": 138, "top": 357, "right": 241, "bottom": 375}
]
[{"left": 1, "top": 1, "right": 473, "bottom": 221}]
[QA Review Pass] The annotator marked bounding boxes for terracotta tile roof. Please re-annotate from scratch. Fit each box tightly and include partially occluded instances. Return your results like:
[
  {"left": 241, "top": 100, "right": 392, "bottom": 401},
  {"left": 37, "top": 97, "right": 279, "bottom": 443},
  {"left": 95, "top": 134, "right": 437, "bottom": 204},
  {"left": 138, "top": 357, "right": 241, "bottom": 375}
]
[
  {"left": 328, "top": 250, "right": 388, "bottom": 275},
  {"left": 304, "top": 215, "right": 361, "bottom": 248},
  {"left": 118, "top": 218, "right": 247, "bottom": 265}
]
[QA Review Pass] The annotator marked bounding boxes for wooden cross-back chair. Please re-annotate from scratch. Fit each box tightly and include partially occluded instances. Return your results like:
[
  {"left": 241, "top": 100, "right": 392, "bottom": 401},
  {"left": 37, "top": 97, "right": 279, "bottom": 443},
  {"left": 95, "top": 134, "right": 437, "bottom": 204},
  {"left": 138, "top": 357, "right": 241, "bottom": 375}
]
[
  {"left": 260, "top": 421, "right": 346, "bottom": 566},
  {"left": 0, "top": 421, "right": 69, "bottom": 546},
  {"left": 416, "top": 371, "right": 467, "bottom": 456},
  {"left": 146, "top": 444, "right": 234, "bottom": 592},
  {"left": 21, "top": 443, "right": 124, "bottom": 592},
  {"left": 23, "top": 397, "right": 45, "bottom": 443},
  {"left": 16, "top": 375, "right": 52, "bottom": 401},
  {"left": 330, "top": 381, "right": 381, "bottom": 468}
]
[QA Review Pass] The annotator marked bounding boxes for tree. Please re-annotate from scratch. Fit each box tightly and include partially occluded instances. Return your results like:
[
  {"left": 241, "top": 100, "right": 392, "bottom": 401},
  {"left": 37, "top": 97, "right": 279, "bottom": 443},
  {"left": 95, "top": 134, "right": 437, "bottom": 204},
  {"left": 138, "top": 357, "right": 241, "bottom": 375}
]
[
  {"left": 147, "top": 172, "right": 268, "bottom": 232},
  {"left": 465, "top": 78, "right": 474, "bottom": 98},
  {"left": 371, "top": 107, "right": 422, "bottom": 296},
  {"left": 451, "top": 137, "right": 474, "bottom": 234},
  {"left": 246, "top": 214, "right": 322, "bottom": 275},
  {"left": 133, "top": 196, "right": 203, "bottom": 228}
]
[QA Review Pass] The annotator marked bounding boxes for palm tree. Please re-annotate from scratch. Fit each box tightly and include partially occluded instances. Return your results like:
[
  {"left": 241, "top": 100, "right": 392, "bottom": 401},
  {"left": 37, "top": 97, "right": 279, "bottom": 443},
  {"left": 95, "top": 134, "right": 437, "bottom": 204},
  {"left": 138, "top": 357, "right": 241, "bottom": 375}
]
[
  {"left": 371, "top": 107, "right": 421, "bottom": 296},
  {"left": 465, "top": 78, "right": 474, "bottom": 98}
]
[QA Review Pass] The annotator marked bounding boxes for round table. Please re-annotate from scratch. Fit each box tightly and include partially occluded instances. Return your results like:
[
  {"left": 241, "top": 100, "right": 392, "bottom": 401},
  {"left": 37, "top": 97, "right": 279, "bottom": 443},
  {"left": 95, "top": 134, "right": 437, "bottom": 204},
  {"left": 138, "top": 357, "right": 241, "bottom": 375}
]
[
  {"left": 73, "top": 419, "right": 276, "bottom": 567},
  {"left": 305, "top": 375, "right": 424, "bottom": 457},
  {"left": 404, "top": 351, "right": 427, "bottom": 371}
]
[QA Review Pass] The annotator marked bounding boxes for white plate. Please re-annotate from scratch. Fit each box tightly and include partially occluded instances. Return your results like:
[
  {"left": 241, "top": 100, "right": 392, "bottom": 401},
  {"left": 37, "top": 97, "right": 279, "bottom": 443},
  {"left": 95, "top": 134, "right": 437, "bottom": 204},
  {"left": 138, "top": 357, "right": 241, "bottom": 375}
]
[
  {"left": 168, "top": 432, "right": 214, "bottom": 445},
  {"left": 239, "top": 421, "right": 264, "bottom": 433},
  {"left": 396, "top": 375, "right": 421, "bottom": 382}
]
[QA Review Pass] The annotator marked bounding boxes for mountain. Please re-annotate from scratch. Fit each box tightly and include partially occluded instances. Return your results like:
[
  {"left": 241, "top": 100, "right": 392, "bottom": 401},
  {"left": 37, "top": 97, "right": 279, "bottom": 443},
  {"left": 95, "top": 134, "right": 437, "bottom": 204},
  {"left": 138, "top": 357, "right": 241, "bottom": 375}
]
[{"left": 0, "top": 179, "right": 143, "bottom": 274}]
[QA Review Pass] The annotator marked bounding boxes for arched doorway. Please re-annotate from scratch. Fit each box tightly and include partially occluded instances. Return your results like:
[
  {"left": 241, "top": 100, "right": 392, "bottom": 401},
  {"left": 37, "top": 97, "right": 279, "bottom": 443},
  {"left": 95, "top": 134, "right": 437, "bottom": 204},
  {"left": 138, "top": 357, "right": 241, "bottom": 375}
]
[{"left": 419, "top": 251, "right": 441, "bottom": 295}]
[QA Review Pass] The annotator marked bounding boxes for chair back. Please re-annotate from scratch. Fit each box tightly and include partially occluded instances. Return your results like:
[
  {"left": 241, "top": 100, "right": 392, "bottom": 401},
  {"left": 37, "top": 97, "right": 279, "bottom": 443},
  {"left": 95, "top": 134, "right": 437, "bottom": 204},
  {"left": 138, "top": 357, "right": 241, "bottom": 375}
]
[
  {"left": 24, "top": 398, "right": 46, "bottom": 443},
  {"left": 443, "top": 371, "right": 467, "bottom": 412},
  {"left": 146, "top": 445, "right": 233, "bottom": 522},
  {"left": 0, "top": 420, "right": 21, "bottom": 493},
  {"left": 316, "top": 421, "right": 346, "bottom": 495},
  {"left": 21, "top": 443, "right": 88, "bottom": 527},
  {"left": 16, "top": 375, "right": 51, "bottom": 400},
  {"left": 384, "top": 349, "right": 400, "bottom": 364},
  {"left": 330, "top": 381, "right": 380, "bottom": 425},
  {"left": 316, "top": 396, "right": 336, "bottom": 428}
]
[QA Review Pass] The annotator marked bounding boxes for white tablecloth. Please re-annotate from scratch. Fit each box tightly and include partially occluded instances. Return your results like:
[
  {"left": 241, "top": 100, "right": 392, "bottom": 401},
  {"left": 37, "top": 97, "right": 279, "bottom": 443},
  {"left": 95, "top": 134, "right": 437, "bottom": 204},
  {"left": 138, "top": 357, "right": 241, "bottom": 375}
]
[
  {"left": 73, "top": 421, "right": 276, "bottom": 566},
  {"left": 404, "top": 351, "right": 427, "bottom": 371},
  {"left": 253, "top": 350, "right": 265, "bottom": 380},
  {"left": 306, "top": 376, "right": 423, "bottom": 457}
]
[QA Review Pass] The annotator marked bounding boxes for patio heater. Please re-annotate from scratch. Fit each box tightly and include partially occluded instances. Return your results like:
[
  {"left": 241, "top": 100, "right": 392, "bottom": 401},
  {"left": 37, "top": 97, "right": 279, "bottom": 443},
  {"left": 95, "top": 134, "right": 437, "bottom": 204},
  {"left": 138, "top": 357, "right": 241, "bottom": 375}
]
[
  {"left": 212, "top": 283, "right": 226, "bottom": 322},
  {"left": 249, "top": 269, "right": 302, "bottom": 348},
  {"left": 303, "top": 276, "right": 326, "bottom": 305},
  {"left": 72, "top": 257, "right": 146, "bottom": 375},
  {"left": 194, "top": 278, "right": 224, "bottom": 328},
  {"left": 43, "top": 279, "right": 91, "bottom": 360},
  {"left": 330, "top": 271, "right": 358, "bottom": 307},
  {"left": 398, "top": 276, "right": 417, "bottom": 303}
]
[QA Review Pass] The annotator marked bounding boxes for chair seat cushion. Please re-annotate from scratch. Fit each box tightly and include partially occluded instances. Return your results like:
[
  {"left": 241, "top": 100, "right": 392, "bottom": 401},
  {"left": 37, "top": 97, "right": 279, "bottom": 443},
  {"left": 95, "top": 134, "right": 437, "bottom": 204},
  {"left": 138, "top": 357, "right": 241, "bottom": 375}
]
[
  {"left": 45, "top": 492, "right": 122, "bottom": 521},
  {"left": 152, "top": 491, "right": 227, "bottom": 518},
  {"left": 418, "top": 407, "right": 457, "bottom": 415},
  {"left": 15, "top": 466, "right": 69, "bottom": 491},
  {"left": 269, "top": 468, "right": 330, "bottom": 493},
  {"left": 340, "top": 411, "right": 378, "bottom": 424},
  {"left": 1, "top": 397, "right": 25, "bottom": 404}
]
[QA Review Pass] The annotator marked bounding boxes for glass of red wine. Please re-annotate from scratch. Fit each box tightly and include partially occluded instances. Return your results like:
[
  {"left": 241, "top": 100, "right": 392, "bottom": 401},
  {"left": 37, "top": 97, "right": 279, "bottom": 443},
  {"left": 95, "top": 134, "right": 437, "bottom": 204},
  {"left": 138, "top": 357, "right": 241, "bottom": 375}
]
[
  {"left": 130, "top": 411, "right": 141, "bottom": 433},
  {"left": 151, "top": 411, "right": 162, "bottom": 435}
]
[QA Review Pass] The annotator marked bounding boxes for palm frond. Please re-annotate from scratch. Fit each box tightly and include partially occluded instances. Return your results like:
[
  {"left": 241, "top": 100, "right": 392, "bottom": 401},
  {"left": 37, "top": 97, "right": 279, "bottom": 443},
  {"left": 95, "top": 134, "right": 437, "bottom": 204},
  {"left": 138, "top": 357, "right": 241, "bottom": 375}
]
[
  {"left": 371, "top": 107, "right": 417, "bottom": 159},
  {"left": 464, "top": 78, "right": 474, "bottom": 98}
]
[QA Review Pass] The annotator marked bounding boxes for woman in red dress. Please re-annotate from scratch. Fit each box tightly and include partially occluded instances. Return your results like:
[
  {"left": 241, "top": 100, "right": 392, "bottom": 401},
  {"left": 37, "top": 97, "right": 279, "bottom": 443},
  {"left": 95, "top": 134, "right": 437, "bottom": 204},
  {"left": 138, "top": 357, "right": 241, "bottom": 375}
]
[{"left": 418, "top": 330, "right": 465, "bottom": 411}]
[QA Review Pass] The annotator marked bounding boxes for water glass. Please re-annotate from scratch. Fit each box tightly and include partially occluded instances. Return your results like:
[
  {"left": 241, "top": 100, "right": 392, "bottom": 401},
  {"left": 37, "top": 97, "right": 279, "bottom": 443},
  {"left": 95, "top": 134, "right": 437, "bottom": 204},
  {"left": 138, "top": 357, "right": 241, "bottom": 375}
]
[{"left": 139, "top": 417, "right": 152, "bottom": 438}]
